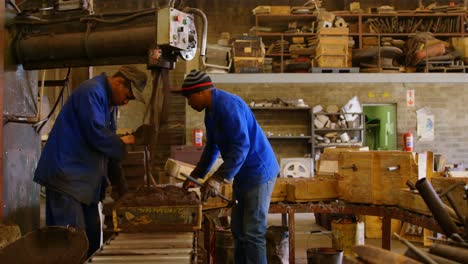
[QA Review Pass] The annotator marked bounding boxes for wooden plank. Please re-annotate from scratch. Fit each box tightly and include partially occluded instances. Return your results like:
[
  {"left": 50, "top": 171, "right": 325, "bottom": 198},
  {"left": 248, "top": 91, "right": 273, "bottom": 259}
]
[{"left": 286, "top": 178, "right": 338, "bottom": 202}]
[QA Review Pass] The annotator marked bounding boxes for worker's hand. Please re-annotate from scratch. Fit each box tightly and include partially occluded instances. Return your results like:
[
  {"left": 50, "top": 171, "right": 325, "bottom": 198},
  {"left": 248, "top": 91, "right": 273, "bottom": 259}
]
[
  {"left": 201, "top": 174, "right": 224, "bottom": 202},
  {"left": 120, "top": 135, "right": 135, "bottom": 145},
  {"left": 183, "top": 179, "right": 197, "bottom": 190}
]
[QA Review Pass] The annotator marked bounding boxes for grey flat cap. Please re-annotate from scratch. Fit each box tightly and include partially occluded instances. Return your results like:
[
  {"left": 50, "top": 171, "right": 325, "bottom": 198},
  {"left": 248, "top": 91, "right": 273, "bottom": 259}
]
[{"left": 118, "top": 65, "right": 147, "bottom": 104}]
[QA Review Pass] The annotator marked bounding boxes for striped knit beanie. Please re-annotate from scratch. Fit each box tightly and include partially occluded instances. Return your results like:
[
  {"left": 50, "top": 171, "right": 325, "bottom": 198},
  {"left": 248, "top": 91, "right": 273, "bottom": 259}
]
[{"left": 181, "top": 70, "right": 213, "bottom": 97}]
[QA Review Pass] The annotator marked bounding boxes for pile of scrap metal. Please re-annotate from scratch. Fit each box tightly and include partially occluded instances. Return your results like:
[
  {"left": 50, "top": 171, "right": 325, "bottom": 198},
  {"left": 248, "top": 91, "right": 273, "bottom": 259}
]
[{"left": 345, "top": 178, "right": 468, "bottom": 263}]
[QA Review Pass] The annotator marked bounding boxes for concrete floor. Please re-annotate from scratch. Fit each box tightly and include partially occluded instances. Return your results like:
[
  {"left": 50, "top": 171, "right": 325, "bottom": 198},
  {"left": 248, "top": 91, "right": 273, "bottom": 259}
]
[{"left": 267, "top": 213, "right": 411, "bottom": 264}]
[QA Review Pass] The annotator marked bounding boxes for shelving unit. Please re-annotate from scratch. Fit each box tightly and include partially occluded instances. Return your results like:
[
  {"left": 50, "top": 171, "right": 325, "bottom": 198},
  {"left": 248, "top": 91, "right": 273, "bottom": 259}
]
[
  {"left": 249, "top": 106, "right": 312, "bottom": 161},
  {"left": 312, "top": 112, "right": 365, "bottom": 157},
  {"left": 254, "top": 12, "right": 467, "bottom": 72}
]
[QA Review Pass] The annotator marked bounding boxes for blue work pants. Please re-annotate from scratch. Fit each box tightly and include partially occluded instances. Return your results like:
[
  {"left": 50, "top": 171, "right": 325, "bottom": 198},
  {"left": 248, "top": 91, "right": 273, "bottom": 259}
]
[
  {"left": 45, "top": 188, "right": 101, "bottom": 258},
  {"left": 231, "top": 178, "right": 276, "bottom": 264}
]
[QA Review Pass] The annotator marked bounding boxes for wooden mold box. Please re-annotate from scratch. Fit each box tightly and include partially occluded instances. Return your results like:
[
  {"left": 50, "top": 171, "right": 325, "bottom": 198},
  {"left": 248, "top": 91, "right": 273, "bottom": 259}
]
[
  {"left": 271, "top": 177, "right": 292, "bottom": 202},
  {"left": 338, "top": 151, "right": 418, "bottom": 205},
  {"left": 113, "top": 187, "right": 202, "bottom": 233},
  {"left": 286, "top": 178, "right": 338, "bottom": 202},
  {"left": 398, "top": 189, "right": 431, "bottom": 215}
]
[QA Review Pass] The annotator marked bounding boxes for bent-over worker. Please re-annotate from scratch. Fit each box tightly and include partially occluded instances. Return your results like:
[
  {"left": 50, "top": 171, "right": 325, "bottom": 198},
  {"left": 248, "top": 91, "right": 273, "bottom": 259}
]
[
  {"left": 34, "top": 65, "right": 147, "bottom": 257},
  {"left": 180, "top": 70, "right": 279, "bottom": 264}
]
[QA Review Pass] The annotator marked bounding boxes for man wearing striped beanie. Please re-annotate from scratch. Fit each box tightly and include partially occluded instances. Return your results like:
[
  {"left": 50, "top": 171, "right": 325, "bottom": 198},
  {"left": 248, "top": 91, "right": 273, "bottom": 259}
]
[{"left": 180, "top": 69, "right": 280, "bottom": 264}]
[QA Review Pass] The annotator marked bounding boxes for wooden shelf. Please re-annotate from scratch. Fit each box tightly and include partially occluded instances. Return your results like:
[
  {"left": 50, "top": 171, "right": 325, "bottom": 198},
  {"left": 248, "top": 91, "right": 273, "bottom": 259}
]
[
  {"left": 250, "top": 106, "right": 310, "bottom": 110},
  {"left": 361, "top": 33, "right": 463, "bottom": 37},
  {"left": 257, "top": 32, "right": 316, "bottom": 37},
  {"left": 267, "top": 136, "right": 312, "bottom": 139},
  {"left": 316, "top": 142, "right": 364, "bottom": 148},
  {"left": 315, "top": 128, "right": 364, "bottom": 132}
]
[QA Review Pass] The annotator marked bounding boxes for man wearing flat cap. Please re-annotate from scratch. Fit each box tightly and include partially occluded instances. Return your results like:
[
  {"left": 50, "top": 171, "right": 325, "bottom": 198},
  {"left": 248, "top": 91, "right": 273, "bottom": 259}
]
[
  {"left": 34, "top": 65, "right": 147, "bottom": 257},
  {"left": 180, "top": 69, "right": 279, "bottom": 264}
]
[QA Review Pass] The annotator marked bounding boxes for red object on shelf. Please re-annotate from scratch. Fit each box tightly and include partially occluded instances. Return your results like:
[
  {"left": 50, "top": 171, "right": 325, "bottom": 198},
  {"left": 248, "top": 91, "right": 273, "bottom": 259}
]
[
  {"left": 403, "top": 132, "right": 414, "bottom": 152},
  {"left": 193, "top": 128, "right": 204, "bottom": 147}
]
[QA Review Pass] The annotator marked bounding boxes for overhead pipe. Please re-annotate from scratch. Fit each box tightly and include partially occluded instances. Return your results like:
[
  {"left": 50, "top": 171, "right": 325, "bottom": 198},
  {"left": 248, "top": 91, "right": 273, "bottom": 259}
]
[
  {"left": 415, "top": 178, "right": 460, "bottom": 238},
  {"left": 13, "top": 6, "right": 208, "bottom": 70}
]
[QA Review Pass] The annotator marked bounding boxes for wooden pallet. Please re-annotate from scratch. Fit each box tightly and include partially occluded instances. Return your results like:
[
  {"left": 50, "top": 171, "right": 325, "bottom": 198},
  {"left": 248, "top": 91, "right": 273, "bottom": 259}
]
[{"left": 311, "top": 67, "right": 360, "bottom": 73}]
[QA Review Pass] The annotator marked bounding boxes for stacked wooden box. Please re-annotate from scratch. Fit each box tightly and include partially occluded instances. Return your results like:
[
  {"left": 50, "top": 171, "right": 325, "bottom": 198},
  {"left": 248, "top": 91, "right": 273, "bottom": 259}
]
[
  {"left": 233, "top": 36, "right": 265, "bottom": 73},
  {"left": 271, "top": 176, "right": 339, "bottom": 203},
  {"left": 338, "top": 151, "right": 418, "bottom": 205},
  {"left": 315, "top": 28, "right": 349, "bottom": 68}
]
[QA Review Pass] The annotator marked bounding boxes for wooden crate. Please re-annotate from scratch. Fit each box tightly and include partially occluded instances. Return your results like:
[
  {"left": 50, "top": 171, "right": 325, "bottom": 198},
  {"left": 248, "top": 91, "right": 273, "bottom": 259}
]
[
  {"left": 317, "top": 36, "right": 349, "bottom": 45},
  {"left": 164, "top": 158, "right": 195, "bottom": 181},
  {"left": 316, "top": 43, "right": 348, "bottom": 56},
  {"left": 315, "top": 55, "right": 347, "bottom": 68},
  {"left": 431, "top": 176, "right": 468, "bottom": 216},
  {"left": 234, "top": 56, "right": 264, "bottom": 73},
  {"left": 286, "top": 178, "right": 338, "bottom": 202},
  {"left": 451, "top": 37, "right": 468, "bottom": 63},
  {"left": 318, "top": 27, "right": 349, "bottom": 35},
  {"left": 271, "top": 177, "right": 291, "bottom": 202},
  {"left": 271, "top": 6, "right": 291, "bottom": 15},
  {"left": 398, "top": 189, "right": 431, "bottom": 215},
  {"left": 338, "top": 151, "right": 418, "bottom": 205},
  {"left": 233, "top": 37, "right": 265, "bottom": 58}
]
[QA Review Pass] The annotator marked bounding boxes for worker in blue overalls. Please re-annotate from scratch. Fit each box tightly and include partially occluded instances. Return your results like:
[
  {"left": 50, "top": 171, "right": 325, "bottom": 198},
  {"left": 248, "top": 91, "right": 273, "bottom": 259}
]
[
  {"left": 34, "top": 65, "right": 147, "bottom": 257},
  {"left": 180, "top": 70, "right": 279, "bottom": 264}
]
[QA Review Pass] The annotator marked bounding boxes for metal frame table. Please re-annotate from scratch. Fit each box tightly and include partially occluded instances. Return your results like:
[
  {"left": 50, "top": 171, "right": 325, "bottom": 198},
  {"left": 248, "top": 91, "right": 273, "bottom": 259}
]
[{"left": 269, "top": 201, "right": 443, "bottom": 264}]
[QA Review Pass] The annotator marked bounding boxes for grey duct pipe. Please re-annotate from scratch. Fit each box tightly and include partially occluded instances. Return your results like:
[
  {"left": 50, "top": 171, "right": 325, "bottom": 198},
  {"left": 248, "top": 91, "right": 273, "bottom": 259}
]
[
  {"left": 15, "top": 26, "right": 155, "bottom": 70},
  {"left": 415, "top": 178, "right": 459, "bottom": 238}
]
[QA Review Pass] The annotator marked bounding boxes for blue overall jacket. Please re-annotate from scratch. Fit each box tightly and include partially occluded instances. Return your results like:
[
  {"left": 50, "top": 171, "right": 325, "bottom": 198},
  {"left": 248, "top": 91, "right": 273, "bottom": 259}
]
[
  {"left": 34, "top": 73, "right": 126, "bottom": 205},
  {"left": 193, "top": 88, "right": 279, "bottom": 192}
]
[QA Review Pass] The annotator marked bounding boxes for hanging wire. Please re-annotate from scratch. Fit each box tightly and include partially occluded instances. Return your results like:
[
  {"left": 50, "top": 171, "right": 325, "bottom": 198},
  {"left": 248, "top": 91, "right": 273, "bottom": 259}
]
[{"left": 33, "top": 68, "right": 71, "bottom": 133}]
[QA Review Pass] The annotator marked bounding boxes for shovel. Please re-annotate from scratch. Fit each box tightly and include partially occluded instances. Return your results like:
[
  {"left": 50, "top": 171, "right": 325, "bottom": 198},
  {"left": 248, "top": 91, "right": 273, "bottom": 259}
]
[{"left": 180, "top": 172, "right": 238, "bottom": 208}]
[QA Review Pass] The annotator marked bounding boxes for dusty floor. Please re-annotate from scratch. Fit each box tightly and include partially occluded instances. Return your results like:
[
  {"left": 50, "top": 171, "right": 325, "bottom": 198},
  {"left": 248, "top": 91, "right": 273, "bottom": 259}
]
[{"left": 267, "top": 213, "right": 412, "bottom": 264}]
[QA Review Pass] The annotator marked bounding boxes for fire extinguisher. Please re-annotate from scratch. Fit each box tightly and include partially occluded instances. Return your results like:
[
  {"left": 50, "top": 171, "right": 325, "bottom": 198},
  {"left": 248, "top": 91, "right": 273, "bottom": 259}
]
[
  {"left": 403, "top": 132, "right": 414, "bottom": 152},
  {"left": 192, "top": 128, "right": 204, "bottom": 147}
]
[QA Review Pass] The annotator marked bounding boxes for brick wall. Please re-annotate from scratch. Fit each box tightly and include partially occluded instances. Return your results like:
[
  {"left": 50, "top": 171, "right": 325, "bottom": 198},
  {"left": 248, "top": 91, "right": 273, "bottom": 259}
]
[{"left": 184, "top": 82, "right": 468, "bottom": 165}]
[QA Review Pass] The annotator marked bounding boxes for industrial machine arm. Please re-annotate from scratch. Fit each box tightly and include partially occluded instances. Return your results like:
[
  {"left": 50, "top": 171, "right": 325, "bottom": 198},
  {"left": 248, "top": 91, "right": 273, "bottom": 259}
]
[{"left": 11, "top": 4, "right": 208, "bottom": 70}]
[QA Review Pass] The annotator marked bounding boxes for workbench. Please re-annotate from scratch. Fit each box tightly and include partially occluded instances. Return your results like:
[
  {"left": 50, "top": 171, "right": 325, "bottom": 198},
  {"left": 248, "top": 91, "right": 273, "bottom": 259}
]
[
  {"left": 269, "top": 201, "right": 443, "bottom": 264},
  {"left": 204, "top": 201, "right": 444, "bottom": 264}
]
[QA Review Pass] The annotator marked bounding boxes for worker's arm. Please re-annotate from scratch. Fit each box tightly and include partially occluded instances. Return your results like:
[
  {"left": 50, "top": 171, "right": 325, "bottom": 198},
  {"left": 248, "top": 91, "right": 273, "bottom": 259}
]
[
  {"left": 77, "top": 89, "right": 127, "bottom": 160},
  {"left": 213, "top": 103, "right": 250, "bottom": 182}
]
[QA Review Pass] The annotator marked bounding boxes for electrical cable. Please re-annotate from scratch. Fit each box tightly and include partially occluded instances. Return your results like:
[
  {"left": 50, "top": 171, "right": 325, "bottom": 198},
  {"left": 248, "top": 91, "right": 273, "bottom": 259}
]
[{"left": 33, "top": 68, "right": 71, "bottom": 133}]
